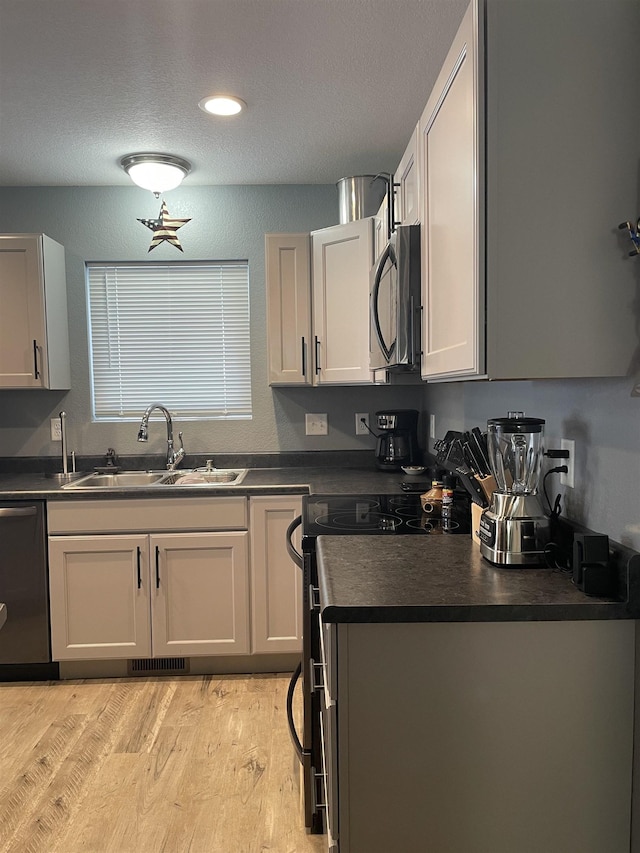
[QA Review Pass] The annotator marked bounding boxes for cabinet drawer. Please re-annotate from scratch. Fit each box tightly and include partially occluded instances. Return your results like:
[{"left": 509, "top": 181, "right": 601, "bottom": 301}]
[{"left": 48, "top": 497, "right": 248, "bottom": 534}]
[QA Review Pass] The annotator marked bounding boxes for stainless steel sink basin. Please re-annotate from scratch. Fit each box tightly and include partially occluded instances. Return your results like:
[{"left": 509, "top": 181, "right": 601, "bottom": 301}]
[
  {"left": 62, "top": 468, "right": 248, "bottom": 489},
  {"left": 63, "top": 471, "right": 168, "bottom": 489},
  {"left": 161, "top": 469, "right": 248, "bottom": 486}
]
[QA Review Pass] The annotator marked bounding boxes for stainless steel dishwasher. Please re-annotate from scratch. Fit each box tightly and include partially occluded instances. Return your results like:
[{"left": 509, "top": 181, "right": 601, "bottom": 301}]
[{"left": 0, "top": 501, "right": 58, "bottom": 680}]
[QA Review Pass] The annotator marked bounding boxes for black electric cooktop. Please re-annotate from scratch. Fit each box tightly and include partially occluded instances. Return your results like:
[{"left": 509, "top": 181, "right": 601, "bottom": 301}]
[{"left": 302, "top": 493, "right": 470, "bottom": 536}]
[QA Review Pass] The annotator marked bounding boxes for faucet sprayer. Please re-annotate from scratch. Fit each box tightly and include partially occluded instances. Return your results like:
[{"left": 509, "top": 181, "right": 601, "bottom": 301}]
[{"left": 137, "top": 403, "right": 185, "bottom": 470}]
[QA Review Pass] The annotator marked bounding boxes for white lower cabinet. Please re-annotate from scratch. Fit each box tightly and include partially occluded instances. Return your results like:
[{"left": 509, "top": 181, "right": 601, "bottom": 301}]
[
  {"left": 249, "top": 496, "right": 302, "bottom": 654},
  {"left": 47, "top": 497, "right": 250, "bottom": 662},
  {"left": 48, "top": 531, "right": 249, "bottom": 661}
]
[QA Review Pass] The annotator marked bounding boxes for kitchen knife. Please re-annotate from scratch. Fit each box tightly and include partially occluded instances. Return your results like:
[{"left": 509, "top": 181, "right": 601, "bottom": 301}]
[
  {"left": 450, "top": 463, "right": 489, "bottom": 507},
  {"left": 471, "top": 427, "right": 491, "bottom": 475},
  {"left": 463, "top": 441, "right": 482, "bottom": 475}
]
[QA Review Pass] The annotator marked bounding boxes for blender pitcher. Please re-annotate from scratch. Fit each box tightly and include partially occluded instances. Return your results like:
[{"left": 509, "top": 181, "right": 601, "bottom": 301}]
[
  {"left": 479, "top": 412, "right": 550, "bottom": 566},
  {"left": 487, "top": 412, "right": 545, "bottom": 495}
]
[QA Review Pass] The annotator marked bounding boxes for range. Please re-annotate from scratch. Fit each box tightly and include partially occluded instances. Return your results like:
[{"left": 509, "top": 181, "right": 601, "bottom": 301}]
[{"left": 286, "top": 491, "right": 469, "bottom": 834}]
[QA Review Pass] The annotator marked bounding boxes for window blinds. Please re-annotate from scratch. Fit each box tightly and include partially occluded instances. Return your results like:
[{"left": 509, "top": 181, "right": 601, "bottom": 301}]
[{"left": 86, "top": 261, "right": 252, "bottom": 420}]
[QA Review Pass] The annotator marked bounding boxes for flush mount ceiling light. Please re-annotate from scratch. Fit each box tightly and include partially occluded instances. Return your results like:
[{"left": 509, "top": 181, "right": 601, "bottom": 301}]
[
  {"left": 120, "top": 153, "right": 191, "bottom": 197},
  {"left": 198, "top": 95, "right": 246, "bottom": 116}
]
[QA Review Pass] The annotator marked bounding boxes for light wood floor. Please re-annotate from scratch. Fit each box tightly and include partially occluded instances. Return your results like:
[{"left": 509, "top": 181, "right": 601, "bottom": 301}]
[{"left": 0, "top": 673, "right": 327, "bottom": 853}]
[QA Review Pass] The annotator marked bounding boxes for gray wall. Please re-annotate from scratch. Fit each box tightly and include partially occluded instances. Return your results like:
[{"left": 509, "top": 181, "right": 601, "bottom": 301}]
[
  {"left": 0, "top": 185, "right": 638, "bottom": 550},
  {"left": 424, "top": 379, "right": 640, "bottom": 551},
  {"left": 0, "top": 185, "right": 423, "bottom": 461}
]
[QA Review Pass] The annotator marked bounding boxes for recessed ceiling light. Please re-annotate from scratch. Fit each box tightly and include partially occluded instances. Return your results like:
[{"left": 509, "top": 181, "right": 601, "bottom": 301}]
[{"left": 198, "top": 95, "right": 246, "bottom": 116}]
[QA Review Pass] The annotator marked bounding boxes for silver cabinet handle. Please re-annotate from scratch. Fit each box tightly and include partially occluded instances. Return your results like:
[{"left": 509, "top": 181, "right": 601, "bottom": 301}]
[
  {"left": 309, "top": 658, "right": 325, "bottom": 693},
  {"left": 309, "top": 584, "right": 320, "bottom": 612},
  {"left": 0, "top": 506, "right": 37, "bottom": 517}
]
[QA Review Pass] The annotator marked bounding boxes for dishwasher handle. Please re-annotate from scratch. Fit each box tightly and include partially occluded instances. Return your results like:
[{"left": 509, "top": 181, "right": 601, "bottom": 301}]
[{"left": 0, "top": 506, "right": 38, "bottom": 518}]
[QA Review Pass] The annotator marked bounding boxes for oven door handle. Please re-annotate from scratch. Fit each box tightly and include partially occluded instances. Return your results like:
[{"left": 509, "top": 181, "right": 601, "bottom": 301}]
[
  {"left": 286, "top": 661, "right": 308, "bottom": 764},
  {"left": 286, "top": 515, "right": 303, "bottom": 569}
]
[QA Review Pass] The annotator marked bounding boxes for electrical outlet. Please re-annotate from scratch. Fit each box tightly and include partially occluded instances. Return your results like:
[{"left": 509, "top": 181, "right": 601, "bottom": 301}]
[
  {"left": 429, "top": 414, "right": 436, "bottom": 440},
  {"left": 560, "top": 438, "right": 575, "bottom": 488},
  {"left": 355, "top": 412, "right": 369, "bottom": 435},
  {"left": 50, "top": 418, "right": 62, "bottom": 442},
  {"left": 305, "top": 413, "right": 328, "bottom": 436}
]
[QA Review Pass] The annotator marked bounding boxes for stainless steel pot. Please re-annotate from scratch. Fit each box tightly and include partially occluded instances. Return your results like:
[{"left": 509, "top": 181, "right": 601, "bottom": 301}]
[{"left": 337, "top": 175, "right": 388, "bottom": 223}]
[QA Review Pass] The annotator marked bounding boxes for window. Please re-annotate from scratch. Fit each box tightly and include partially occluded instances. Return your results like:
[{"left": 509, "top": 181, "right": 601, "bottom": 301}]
[{"left": 86, "top": 261, "right": 251, "bottom": 421}]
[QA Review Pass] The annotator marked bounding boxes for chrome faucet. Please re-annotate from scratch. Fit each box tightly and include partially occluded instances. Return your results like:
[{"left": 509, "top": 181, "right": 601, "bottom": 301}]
[{"left": 137, "top": 403, "right": 185, "bottom": 470}]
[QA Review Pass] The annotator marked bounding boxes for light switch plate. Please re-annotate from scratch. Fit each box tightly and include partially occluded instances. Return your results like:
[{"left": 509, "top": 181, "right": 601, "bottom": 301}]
[{"left": 305, "top": 413, "right": 328, "bottom": 435}]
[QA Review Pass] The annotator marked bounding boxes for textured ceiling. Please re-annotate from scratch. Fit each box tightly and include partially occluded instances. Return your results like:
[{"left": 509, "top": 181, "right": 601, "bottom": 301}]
[{"left": 0, "top": 0, "right": 468, "bottom": 187}]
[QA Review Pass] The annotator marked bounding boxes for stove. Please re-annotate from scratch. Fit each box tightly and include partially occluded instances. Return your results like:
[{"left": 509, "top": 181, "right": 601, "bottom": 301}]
[
  {"left": 288, "top": 490, "right": 470, "bottom": 837},
  {"left": 303, "top": 492, "right": 470, "bottom": 537}
]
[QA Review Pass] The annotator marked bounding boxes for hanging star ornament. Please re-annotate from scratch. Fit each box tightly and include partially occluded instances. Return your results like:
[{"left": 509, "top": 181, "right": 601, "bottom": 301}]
[{"left": 137, "top": 200, "right": 191, "bottom": 252}]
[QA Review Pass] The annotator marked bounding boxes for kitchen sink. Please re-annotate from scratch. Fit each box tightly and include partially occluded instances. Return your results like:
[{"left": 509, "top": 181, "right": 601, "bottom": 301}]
[
  {"left": 160, "top": 469, "right": 248, "bottom": 486},
  {"left": 62, "top": 468, "right": 248, "bottom": 489},
  {"left": 62, "top": 471, "right": 169, "bottom": 489}
]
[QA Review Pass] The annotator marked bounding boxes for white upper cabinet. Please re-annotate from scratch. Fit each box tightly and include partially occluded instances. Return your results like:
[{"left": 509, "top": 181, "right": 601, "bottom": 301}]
[
  {"left": 418, "top": 0, "right": 638, "bottom": 381},
  {"left": 265, "top": 233, "right": 312, "bottom": 385},
  {"left": 394, "top": 127, "right": 419, "bottom": 227},
  {"left": 419, "top": 1, "right": 483, "bottom": 380},
  {"left": 266, "top": 219, "right": 375, "bottom": 386},
  {"left": 311, "top": 218, "right": 374, "bottom": 385},
  {"left": 0, "top": 234, "right": 70, "bottom": 389}
]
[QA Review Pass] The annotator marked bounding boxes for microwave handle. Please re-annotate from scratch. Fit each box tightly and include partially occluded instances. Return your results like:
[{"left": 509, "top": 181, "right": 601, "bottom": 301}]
[{"left": 371, "top": 244, "right": 395, "bottom": 363}]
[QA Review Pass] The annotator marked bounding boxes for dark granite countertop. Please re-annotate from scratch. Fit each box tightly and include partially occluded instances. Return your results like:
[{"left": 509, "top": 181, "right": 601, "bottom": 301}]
[
  {"left": 317, "top": 535, "right": 638, "bottom": 623},
  {"left": 0, "top": 466, "right": 405, "bottom": 500}
]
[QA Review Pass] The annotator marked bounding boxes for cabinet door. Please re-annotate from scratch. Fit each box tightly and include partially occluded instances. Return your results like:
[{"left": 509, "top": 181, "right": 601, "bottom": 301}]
[
  {"left": 311, "top": 218, "right": 374, "bottom": 385},
  {"left": 150, "top": 532, "right": 250, "bottom": 657},
  {"left": 265, "top": 233, "right": 312, "bottom": 385},
  {"left": 249, "top": 496, "right": 302, "bottom": 654},
  {"left": 0, "top": 234, "right": 70, "bottom": 389},
  {"left": 0, "top": 235, "right": 47, "bottom": 388},
  {"left": 419, "top": 0, "right": 484, "bottom": 380},
  {"left": 395, "top": 127, "right": 419, "bottom": 226},
  {"left": 48, "top": 534, "right": 151, "bottom": 660}
]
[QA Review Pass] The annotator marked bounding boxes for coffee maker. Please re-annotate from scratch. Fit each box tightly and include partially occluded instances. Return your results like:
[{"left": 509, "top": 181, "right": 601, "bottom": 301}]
[
  {"left": 374, "top": 409, "right": 420, "bottom": 471},
  {"left": 479, "top": 412, "right": 550, "bottom": 566}
]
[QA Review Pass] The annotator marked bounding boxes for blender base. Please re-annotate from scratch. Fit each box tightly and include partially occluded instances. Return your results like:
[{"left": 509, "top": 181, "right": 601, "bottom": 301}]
[
  {"left": 479, "top": 542, "right": 548, "bottom": 567},
  {"left": 479, "top": 493, "right": 550, "bottom": 567}
]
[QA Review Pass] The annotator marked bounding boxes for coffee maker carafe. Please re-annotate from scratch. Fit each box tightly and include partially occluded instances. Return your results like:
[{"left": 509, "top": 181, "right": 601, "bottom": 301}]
[
  {"left": 374, "top": 409, "right": 420, "bottom": 471},
  {"left": 479, "top": 411, "right": 550, "bottom": 566}
]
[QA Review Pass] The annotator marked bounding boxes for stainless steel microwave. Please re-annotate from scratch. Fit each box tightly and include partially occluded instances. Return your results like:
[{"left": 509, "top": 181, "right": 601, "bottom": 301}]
[{"left": 369, "top": 224, "right": 421, "bottom": 371}]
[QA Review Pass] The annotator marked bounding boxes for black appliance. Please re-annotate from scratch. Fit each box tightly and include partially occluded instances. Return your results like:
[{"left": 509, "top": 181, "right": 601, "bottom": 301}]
[
  {"left": 374, "top": 408, "right": 420, "bottom": 471},
  {"left": 370, "top": 224, "right": 421, "bottom": 371},
  {"left": 285, "top": 492, "right": 469, "bottom": 835},
  {"left": 0, "top": 501, "right": 58, "bottom": 680}
]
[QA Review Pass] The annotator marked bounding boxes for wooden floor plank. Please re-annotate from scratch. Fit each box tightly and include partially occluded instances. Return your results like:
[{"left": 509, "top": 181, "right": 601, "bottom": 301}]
[{"left": 0, "top": 674, "right": 326, "bottom": 853}]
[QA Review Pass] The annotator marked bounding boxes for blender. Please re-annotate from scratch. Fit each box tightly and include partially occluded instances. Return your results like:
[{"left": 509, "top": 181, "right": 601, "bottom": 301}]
[{"left": 478, "top": 412, "right": 550, "bottom": 566}]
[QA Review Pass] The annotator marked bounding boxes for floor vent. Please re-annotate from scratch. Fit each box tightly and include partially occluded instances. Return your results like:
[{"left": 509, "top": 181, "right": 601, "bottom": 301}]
[{"left": 128, "top": 657, "right": 189, "bottom": 675}]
